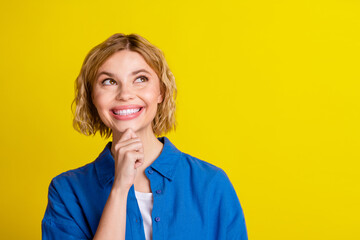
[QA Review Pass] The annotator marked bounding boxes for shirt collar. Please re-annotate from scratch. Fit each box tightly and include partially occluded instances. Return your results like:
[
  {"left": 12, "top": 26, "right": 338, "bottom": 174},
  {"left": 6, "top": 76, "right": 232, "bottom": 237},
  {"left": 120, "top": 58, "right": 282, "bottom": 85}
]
[{"left": 94, "top": 136, "right": 182, "bottom": 188}]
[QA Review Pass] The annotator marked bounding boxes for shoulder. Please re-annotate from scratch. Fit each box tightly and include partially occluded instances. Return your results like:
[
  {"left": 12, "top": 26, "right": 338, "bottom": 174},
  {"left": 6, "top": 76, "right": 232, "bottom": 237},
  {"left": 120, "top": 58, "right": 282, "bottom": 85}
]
[
  {"left": 178, "top": 151, "right": 230, "bottom": 184},
  {"left": 49, "top": 161, "right": 96, "bottom": 193},
  {"left": 180, "top": 152, "right": 221, "bottom": 171},
  {"left": 49, "top": 141, "right": 113, "bottom": 190},
  {"left": 43, "top": 163, "right": 96, "bottom": 239}
]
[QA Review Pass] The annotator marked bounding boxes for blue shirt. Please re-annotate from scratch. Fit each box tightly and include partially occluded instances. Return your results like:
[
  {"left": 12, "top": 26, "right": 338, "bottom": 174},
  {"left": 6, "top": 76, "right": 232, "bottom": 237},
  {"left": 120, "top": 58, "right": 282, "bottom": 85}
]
[{"left": 42, "top": 136, "right": 248, "bottom": 240}]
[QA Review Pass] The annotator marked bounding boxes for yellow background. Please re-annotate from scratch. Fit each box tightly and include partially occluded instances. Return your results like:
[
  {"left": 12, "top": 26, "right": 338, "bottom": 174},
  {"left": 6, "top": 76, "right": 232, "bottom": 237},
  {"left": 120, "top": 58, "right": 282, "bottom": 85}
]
[{"left": 1, "top": 0, "right": 359, "bottom": 239}]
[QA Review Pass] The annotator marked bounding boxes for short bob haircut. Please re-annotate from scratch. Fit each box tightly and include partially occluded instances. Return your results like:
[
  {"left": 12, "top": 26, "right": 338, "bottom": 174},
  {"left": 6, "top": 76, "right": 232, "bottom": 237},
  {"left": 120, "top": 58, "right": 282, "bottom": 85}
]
[{"left": 71, "top": 33, "right": 177, "bottom": 139}]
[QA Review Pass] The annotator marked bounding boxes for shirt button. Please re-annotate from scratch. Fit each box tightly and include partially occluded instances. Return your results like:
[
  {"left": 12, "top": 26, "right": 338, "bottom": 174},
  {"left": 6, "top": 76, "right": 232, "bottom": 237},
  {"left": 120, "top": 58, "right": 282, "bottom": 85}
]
[
  {"left": 155, "top": 217, "right": 160, "bottom": 222},
  {"left": 156, "top": 189, "right": 162, "bottom": 194},
  {"left": 148, "top": 169, "right": 154, "bottom": 174}
]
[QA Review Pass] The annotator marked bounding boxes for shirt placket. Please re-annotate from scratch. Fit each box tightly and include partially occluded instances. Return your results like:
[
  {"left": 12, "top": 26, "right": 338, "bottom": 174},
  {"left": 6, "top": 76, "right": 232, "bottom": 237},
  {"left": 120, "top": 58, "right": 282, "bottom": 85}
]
[
  {"left": 126, "top": 167, "right": 167, "bottom": 240},
  {"left": 126, "top": 185, "right": 145, "bottom": 240},
  {"left": 146, "top": 167, "right": 165, "bottom": 240}
]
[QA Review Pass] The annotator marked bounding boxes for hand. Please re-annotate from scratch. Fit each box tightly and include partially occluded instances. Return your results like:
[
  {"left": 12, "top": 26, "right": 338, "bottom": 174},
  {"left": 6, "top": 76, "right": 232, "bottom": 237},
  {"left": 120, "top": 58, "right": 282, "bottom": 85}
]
[{"left": 112, "top": 128, "right": 144, "bottom": 191}]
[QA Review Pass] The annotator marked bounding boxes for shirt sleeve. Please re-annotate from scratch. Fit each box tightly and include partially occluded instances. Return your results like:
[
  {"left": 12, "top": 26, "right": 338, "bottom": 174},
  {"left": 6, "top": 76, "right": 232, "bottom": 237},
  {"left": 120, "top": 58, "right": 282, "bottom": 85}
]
[
  {"left": 42, "top": 178, "right": 89, "bottom": 240},
  {"left": 209, "top": 169, "right": 248, "bottom": 240}
]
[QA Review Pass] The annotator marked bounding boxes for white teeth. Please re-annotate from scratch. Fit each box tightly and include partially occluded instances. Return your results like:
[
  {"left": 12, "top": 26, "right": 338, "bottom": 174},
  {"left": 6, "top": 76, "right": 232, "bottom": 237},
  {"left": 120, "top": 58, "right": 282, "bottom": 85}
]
[{"left": 113, "top": 108, "right": 141, "bottom": 116}]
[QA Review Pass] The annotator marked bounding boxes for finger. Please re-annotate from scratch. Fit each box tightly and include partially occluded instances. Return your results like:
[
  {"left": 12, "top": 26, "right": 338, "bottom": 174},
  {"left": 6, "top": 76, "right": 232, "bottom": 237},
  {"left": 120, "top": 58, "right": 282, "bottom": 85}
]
[
  {"left": 136, "top": 147, "right": 144, "bottom": 153},
  {"left": 119, "top": 128, "right": 134, "bottom": 142},
  {"left": 127, "top": 128, "right": 138, "bottom": 139},
  {"left": 134, "top": 159, "right": 143, "bottom": 169},
  {"left": 114, "top": 137, "right": 142, "bottom": 151},
  {"left": 117, "top": 141, "right": 143, "bottom": 156},
  {"left": 133, "top": 153, "right": 144, "bottom": 169},
  {"left": 122, "top": 150, "right": 144, "bottom": 168},
  {"left": 125, "top": 150, "right": 144, "bottom": 162},
  {"left": 126, "top": 129, "right": 142, "bottom": 151}
]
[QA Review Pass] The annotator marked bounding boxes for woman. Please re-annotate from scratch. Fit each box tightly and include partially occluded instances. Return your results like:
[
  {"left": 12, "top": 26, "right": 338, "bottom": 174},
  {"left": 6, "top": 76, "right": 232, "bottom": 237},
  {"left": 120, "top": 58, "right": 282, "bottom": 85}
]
[{"left": 42, "top": 33, "right": 248, "bottom": 240}]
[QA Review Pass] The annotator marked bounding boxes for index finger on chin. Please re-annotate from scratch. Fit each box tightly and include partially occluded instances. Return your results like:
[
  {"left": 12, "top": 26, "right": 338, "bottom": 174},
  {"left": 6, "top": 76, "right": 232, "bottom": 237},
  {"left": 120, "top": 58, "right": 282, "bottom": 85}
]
[
  {"left": 119, "top": 128, "right": 133, "bottom": 142},
  {"left": 127, "top": 128, "right": 138, "bottom": 139}
]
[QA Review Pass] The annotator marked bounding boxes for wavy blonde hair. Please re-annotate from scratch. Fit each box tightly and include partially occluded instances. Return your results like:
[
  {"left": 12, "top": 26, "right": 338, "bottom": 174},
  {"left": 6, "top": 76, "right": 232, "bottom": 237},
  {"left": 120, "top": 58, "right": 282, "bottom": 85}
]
[{"left": 71, "top": 33, "right": 177, "bottom": 138}]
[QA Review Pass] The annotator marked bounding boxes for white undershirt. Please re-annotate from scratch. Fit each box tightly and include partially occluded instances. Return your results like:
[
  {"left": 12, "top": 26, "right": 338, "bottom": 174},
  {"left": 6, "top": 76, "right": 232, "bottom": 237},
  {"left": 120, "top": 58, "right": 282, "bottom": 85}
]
[{"left": 134, "top": 190, "right": 153, "bottom": 240}]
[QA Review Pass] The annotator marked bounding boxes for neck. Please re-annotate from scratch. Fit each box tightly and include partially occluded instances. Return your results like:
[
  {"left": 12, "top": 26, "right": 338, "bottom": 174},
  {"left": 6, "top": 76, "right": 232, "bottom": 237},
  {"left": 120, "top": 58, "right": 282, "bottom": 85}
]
[{"left": 111, "top": 127, "right": 164, "bottom": 171}]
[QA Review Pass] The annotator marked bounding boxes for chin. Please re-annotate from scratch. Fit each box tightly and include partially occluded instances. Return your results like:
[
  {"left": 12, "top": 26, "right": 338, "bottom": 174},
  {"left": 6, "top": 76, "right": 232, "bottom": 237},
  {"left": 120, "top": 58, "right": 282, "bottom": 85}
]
[
  {"left": 113, "top": 126, "right": 139, "bottom": 133},
  {"left": 112, "top": 124, "right": 147, "bottom": 135}
]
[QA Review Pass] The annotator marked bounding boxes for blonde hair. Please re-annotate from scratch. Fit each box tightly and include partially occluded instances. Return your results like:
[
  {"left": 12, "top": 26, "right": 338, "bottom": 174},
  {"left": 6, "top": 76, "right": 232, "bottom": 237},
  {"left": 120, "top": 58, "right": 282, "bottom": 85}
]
[{"left": 71, "top": 33, "right": 177, "bottom": 138}]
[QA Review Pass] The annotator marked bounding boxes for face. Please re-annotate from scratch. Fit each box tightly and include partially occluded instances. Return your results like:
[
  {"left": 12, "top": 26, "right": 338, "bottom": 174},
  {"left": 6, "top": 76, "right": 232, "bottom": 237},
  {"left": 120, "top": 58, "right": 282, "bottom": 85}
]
[{"left": 91, "top": 50, "right": 163, "bottom": 135}]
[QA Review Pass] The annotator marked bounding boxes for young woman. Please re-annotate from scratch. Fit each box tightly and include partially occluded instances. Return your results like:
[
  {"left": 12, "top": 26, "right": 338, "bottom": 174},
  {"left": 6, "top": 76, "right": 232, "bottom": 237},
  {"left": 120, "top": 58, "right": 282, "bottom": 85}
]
[{"left": 42, "top": 33, "right": 248, "bottom": 240}]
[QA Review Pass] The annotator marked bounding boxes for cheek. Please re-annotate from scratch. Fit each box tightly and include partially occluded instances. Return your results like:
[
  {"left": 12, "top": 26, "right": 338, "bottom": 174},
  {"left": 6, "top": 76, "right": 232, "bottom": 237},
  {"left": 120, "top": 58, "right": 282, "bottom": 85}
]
[
  {"left": 91, "top": 93, "right": 101, "bottom": 109},
  {"left": 92, "top": 101, "right": 108, "bottom": 120},
  {"left": 143, "top": 89, "right": 161, "bottom": 107},
  {"left": 92, "top": 90, "right": 110, "bottom": 108}
]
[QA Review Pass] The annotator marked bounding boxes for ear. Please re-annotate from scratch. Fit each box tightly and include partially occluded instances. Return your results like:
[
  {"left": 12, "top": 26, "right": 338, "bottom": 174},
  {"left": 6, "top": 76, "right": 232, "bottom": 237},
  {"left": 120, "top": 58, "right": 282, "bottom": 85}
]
[{"left": 157, "top": 92, "right": 164, "bottom": 104}]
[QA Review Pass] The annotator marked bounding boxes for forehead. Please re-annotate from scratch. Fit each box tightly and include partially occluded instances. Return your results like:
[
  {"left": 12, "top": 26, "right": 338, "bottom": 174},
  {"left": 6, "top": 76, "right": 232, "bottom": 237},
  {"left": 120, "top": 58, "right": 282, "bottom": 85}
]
[{"left": 97, "top": 50, "right": 155, "bottom": 75}]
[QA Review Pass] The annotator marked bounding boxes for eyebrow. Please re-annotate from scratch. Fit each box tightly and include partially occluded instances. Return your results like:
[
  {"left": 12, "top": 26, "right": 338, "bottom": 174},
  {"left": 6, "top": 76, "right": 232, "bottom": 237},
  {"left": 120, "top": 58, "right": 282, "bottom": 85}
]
[{"left": 96, "top": 69, "right": 151, "bottom": 79}]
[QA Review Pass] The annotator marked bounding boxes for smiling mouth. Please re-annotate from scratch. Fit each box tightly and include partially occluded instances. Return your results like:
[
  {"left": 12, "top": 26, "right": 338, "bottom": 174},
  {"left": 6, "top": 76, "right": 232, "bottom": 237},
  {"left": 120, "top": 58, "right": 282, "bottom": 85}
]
[{"left": 112, "top": 107, "right": 143, "bottom": 116}]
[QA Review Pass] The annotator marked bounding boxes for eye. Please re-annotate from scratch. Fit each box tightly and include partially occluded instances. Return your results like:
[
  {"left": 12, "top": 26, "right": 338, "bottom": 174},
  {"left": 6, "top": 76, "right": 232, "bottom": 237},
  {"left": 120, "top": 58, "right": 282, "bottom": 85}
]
[
  {"left": 102, "top": 78, "right": 116, "bottom": 85},
  {"left": 135, "top": 75, "right": 148, "bottom": 83}
]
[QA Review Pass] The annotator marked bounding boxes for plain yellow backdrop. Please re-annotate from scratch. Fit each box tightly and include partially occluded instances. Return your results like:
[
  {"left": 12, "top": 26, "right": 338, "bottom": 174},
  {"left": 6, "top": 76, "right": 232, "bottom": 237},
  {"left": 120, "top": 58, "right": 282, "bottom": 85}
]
[{"left": 1, "top": 0, "right": 359, "bottom": 239}]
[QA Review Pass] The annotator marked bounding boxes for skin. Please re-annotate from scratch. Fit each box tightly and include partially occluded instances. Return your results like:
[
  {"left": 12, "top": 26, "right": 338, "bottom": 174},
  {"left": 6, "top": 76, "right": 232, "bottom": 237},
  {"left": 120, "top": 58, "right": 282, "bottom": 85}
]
[{"left": 92, "top": 50, "right": 165, "bottom": 240}]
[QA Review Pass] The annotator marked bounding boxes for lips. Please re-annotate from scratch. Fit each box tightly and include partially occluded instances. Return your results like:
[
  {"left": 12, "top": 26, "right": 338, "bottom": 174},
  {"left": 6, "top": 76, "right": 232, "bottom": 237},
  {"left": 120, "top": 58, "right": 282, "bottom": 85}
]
[
  {"left": 112, "top": 108, "right": 142, "bottom": 115},
  {"left": 111, "top": 104, "right": 144, "bottom": 111},
  {"left": 110, "top": 105, "right": 144, "bottom": 120}
]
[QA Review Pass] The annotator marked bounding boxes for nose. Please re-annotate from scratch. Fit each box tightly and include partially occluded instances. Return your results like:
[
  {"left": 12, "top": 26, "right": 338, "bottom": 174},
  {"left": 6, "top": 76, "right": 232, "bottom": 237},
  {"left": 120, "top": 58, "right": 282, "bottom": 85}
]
[{"left": 115, "top": 84, "right": 135, "bottom": 101}]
